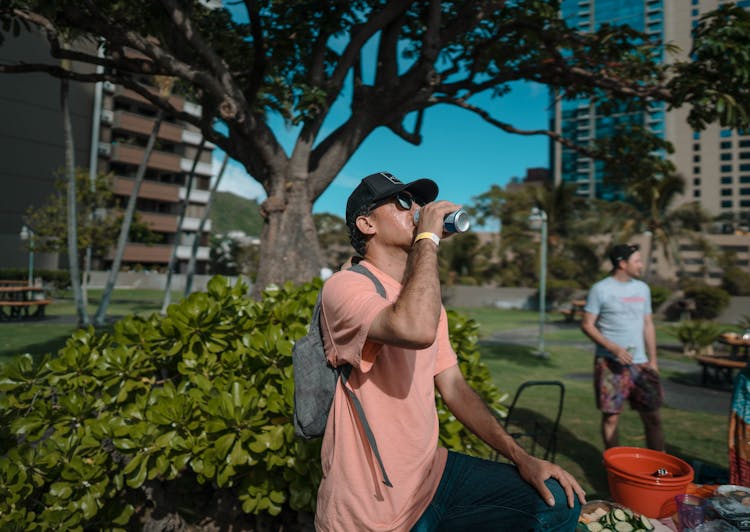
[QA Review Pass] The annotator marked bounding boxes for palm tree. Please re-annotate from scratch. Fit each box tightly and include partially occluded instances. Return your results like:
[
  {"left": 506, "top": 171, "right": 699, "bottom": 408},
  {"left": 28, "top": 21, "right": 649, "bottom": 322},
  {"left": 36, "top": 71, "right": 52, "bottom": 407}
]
[
  {"left": 623, "top": 173, "right": 712, "bottom": 281},
  {"left": 94, "top": 76, "right": 174, "bottom": 326},
  {"left": 161, "top": 138, "right": 206, "bottom": 312},
  {"left": 60, "top": 52, "right": 88, "bottom": 325},
  {"left": 184, "top": 153, "right": 229, "bottom": 296}
]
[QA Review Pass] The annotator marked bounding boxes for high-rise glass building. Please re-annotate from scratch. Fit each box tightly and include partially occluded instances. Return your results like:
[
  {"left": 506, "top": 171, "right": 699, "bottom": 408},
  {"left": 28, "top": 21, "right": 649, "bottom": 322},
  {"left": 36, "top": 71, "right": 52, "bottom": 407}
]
[{"left": 552, "top": 0, "right": 668, "bottom": 201}]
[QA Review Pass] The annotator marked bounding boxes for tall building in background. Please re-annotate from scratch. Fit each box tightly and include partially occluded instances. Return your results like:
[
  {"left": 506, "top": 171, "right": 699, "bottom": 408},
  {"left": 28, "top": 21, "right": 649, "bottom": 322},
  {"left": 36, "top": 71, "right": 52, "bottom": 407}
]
[
  {"left": 551, "top": 0, "right": 750, "bottom": 282},
  {"left": 0, "top": 29, "right": 215, "bottom": 274},
  {"left": 95, "top": 80, "right": 214, "bottom": 273},
  {"left": 552, "top": 0, "right": 669, "bottom": 201}
]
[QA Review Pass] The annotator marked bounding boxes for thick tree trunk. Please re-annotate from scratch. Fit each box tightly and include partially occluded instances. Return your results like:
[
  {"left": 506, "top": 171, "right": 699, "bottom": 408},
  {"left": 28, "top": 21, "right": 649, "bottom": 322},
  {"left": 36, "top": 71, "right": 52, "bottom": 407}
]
[{"left": 252, "top": 178, "right": 323, "bottom": 298}]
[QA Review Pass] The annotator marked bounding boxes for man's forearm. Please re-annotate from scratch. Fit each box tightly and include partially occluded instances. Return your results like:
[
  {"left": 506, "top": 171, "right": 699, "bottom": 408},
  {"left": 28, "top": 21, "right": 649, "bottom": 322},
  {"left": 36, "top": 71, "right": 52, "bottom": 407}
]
[
  {"left": 398, "top": 238, "right": 442, "bottom": 330},
  {"left": 644, "top": 320, "right": 657, "bottom": 363},
  {"left": 442, "top": 378, "right": 529, "bottom": 464}
]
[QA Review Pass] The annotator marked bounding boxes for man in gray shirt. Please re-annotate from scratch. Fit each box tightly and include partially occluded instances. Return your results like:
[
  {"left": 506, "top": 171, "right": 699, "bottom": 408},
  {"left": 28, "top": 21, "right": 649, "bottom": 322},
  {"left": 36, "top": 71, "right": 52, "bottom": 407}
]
[{"left": 581, "top": 244, "right": 664, "bottom": 451}]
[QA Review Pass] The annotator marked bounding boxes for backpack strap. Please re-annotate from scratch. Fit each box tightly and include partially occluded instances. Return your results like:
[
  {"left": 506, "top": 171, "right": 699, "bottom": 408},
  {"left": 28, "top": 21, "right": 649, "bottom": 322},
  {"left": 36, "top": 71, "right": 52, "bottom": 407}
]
[{"left": 337, "top": 263, "right": 393, "bottom": 487}]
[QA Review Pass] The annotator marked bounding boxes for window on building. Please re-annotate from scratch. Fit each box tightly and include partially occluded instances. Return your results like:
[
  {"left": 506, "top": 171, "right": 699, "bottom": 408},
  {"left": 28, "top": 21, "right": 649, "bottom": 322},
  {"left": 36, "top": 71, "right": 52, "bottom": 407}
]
[
  {"left": 693, "top": 178, "right": 701, "bottom": 186},
  {"left": 722, "top": 177, "right": 733, "bottom": 184},
  {"left": 741, "top": 164, "right": 750, "bottom": 171},
  {"left": 721, "top": 129, "right": 733, "bottom": 138},
  {"left": 694, "top": 166, "right": 701, "bottom": 174},
  {"left": 693, "top": 155, "right": 701, "bottom": 162},
  {"left": 693, "top": 190, "right": 701, "bottom": 197},
  {"left": 693, "top": 143, "right": 700, "bottom": 151},
  {"left": 721, "top": 189, "right": 733, "bottom": 196},
  {"left": 742, "top": 200, "right": 750, "bottom": 207},
  {"left": 693, "top": 131, "right": 701, "bottom": 140},
  {"left": 741, "top": 152, "right": 750, "bottom": 159},
  {"left": 721, "top": 153, "right": 733, "bottom": 161},
  {"left": 721, "top": 141, "right": 732, "bottom": 149},
  {"left": 722, "top": 200, "right": 733, "bottom": 208},
  {"left": 740, "top": 139, "right": 750, "bottom": 148},
  {"left": 742, "top": 188, "right": 750, "bottom": 195},
  {"left": 741, "top": 176, "right": 750, "bottom": 184},
  {"left": 721, "top": 164, "right": 733, "bottom": 172}
]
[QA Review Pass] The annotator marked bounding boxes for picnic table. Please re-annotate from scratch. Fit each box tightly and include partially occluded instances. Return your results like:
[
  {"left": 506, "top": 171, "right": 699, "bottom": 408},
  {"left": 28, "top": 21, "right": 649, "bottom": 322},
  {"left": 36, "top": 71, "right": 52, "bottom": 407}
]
[
  {"left": 560, "top": 299, "right": 586, "bottom": 322},
  {"left": 696, "top": 334, "right": 750, "bottom": 386},
  {"left": 719, "top": 333, "right": 750, "bottom": 359},
  {"left": 0, "top": 284, "right": 52, "bottom": 320}
]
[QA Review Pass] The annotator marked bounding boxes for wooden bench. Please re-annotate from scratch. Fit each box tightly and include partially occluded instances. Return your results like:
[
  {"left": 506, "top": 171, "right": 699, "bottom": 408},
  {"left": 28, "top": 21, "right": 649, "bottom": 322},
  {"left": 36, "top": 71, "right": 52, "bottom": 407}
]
[
  {"left": 559, "top": 308, "right": 585, "bottom": 322},
  {"left": 0, "top": 299, "right": 52, "bottom": 320},
  {"left": 696, "top": 355, "right": 748, "bottom": 385}
]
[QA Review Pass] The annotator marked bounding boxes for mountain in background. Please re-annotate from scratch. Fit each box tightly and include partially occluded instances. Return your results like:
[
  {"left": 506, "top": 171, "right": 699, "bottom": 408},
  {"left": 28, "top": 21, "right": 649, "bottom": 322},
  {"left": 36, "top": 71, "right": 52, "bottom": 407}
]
[{"left": 211, "top": 191, "right": 263, "bottom": 236}]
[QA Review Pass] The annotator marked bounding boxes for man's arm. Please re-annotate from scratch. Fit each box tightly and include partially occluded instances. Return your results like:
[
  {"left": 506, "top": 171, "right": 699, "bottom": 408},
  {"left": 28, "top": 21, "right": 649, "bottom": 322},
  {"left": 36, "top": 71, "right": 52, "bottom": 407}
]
[
  {"left": 643, "top": 313, "right": 658, "bottom": 371},
  {"left": 367, "top": 201, "right": 458, "bottom": 349},
  {"left": 580, "top": 312, "right": 633, "bottom": 365},
  {"left": 434, "top": 365, "right": 586, "bottom": 508}
]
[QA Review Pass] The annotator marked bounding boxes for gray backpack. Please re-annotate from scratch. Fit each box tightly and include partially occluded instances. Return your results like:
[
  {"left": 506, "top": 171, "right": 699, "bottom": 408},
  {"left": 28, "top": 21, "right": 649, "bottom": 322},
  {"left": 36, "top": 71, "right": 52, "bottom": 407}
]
[{"left": 292, "top": 263, "right": 393, "bottom": 487}]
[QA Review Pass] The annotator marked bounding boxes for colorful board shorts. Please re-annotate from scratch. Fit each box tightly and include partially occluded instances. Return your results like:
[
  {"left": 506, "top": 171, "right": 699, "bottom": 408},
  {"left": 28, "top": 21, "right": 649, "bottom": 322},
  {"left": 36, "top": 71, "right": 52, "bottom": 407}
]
[{"left": 594, "top": 356, "right": 663, "bottom": 414}]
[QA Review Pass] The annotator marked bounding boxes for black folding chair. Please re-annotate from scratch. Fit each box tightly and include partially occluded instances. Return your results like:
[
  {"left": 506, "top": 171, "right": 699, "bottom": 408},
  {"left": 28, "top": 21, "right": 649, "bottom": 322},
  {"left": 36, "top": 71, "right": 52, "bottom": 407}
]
[{"left": 498, "top": 380, "right": 565, "bottom": 463}]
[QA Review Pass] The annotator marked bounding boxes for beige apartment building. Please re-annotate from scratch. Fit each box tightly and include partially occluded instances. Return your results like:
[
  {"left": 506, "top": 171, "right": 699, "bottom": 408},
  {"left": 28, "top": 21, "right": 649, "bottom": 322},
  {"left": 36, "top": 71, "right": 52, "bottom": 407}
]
[
  {"left": 95, "top": 81, "right": 214, "bottom": 272},
  {"left": 552, "top": 0, "right": 750, "bottom": 284},
  {"left": 0, "top": 29, "right": 215, "bottom": 274}
]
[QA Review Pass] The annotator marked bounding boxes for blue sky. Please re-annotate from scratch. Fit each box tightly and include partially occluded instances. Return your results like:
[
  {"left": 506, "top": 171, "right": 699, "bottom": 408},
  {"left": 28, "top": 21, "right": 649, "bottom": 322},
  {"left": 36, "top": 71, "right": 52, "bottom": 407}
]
[
  {"left": 214, "top": 80, "right": 550, "bottom": 220},
  {"left": 212, "top": 5, "right": 551, "bottom": 221}
]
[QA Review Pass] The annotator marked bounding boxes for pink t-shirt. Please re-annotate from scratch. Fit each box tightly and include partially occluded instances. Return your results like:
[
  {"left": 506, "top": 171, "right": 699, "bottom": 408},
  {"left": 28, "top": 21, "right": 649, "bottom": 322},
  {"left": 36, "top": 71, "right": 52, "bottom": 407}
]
[{"left": 314, "top": 261, "right": 458, "bottom": 532}]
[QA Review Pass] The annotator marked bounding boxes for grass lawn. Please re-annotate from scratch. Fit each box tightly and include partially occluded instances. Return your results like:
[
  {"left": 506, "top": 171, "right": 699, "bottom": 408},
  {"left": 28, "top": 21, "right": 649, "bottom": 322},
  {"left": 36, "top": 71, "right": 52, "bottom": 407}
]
[
  {"left": 451, "top": 307, "right": 732, "bottom": 500},
  {"left": 0, "top": 289, "right": 182, "bottom": 362},
  {"left": 0, "top": 292, "right": 734, "bottom": 503}
]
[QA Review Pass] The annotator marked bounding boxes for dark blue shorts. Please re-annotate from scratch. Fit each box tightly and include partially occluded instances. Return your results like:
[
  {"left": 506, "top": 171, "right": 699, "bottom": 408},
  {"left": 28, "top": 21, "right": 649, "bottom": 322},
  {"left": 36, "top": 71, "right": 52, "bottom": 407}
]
[{"left": 411, "top": 451, "right": 581, "bottom": 531}]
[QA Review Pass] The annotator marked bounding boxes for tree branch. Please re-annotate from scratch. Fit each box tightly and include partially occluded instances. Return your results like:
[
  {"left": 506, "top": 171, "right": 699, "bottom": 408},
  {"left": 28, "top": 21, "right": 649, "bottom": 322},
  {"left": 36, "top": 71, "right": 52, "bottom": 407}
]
[{"left": 433, "top": 96, "right": 602, "bottom": 158}]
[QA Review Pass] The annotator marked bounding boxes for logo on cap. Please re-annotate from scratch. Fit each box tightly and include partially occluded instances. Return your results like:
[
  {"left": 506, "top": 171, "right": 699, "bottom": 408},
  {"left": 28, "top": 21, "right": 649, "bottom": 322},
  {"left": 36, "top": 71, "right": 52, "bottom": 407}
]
[{"left": 379, "top": 172, "right": 402, "bottom": 185}]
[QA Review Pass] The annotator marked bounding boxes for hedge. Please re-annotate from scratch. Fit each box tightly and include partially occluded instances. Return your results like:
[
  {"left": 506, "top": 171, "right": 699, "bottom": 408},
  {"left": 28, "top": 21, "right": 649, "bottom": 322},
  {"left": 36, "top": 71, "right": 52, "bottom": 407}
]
[{"left": 0, "top": 276, "right": 504, "bottom": 530}]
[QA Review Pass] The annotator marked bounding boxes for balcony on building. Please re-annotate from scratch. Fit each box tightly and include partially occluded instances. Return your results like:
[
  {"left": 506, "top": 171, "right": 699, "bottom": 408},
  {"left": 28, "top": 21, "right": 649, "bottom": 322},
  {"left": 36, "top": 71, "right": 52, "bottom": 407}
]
[
  {"left": 112, "top": 176, "right": 181, "bottom": 203},
  {"left": 111, "top": 110, "right": 184, "bottom": 144},
  {"left": 109, "top": 142, "right": 182, "bottom": 173}
]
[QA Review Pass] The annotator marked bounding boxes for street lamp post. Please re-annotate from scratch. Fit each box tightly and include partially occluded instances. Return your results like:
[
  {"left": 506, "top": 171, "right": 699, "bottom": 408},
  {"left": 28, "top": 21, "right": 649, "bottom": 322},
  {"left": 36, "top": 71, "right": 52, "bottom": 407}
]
[
  {"left": 528, "top": 207, "right": 548, "bottom": 357},
  {"left": 19, "top": 225, "right": 35, "bottom": 286}
]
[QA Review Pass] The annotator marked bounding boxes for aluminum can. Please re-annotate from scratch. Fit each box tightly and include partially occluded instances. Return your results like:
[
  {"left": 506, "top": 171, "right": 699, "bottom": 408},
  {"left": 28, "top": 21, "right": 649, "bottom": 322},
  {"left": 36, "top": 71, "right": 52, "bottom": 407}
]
[{"left": 413, "top": 208, "right": 471, "bottom": 233}]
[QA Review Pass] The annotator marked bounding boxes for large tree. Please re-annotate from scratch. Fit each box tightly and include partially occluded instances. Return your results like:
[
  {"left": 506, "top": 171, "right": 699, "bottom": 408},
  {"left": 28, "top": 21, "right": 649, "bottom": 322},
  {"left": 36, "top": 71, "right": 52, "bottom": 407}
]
[{"left": 2, "top": 1, "right": 749, "bottom": 294}]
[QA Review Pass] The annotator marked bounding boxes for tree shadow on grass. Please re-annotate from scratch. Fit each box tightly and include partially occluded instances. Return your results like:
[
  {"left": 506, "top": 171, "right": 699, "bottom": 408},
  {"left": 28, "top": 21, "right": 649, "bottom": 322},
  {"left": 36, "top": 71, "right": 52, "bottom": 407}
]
[
  {"left": 0, "top": 333, "right": 72, "bottom": 360},
  {"left": 496, "top": 405, "right": 610, "bottom": 498}
]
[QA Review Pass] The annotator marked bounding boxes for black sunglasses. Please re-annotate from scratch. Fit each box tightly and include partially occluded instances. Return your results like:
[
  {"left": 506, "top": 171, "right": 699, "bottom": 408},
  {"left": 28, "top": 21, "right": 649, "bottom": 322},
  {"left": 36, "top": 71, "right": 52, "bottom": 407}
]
[{"left": 372, "top": 191, "right": 423, "bottom": 211}]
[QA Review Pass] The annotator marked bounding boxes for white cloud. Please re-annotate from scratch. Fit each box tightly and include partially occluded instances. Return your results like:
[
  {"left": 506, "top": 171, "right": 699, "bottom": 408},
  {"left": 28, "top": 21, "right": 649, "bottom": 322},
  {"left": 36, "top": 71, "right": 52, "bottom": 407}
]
[{"left": 212, "top": 154, "right": 266, "bottom": 201}]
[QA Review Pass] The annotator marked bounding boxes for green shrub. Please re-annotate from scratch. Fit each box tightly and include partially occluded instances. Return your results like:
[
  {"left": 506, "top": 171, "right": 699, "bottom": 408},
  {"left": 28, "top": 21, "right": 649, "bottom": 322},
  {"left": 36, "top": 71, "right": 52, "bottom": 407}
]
[
  {"left": 649, "top": 284, "right": 672, "bottom": 313},
  {"left": 664, "top": 320, "right": 724, "bottom": 356},
  {"left": 0, "top": 276, "right": 503, "bottom": 530},
  {"left": 722, "top": 266, "right": 750, "bottom": 296},
  {"left": 684, "top": 283, "right": 731, "bottom": 320},
  {"left": 542, "top": 278, "right": 580, "bottom": 308}
]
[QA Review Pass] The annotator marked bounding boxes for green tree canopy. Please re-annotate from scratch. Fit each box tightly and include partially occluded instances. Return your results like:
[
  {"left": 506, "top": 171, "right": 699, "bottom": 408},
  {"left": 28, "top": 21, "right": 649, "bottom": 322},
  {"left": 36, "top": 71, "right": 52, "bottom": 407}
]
[{"left": 2, "top": 1, "right": 750, "bottom": 291}]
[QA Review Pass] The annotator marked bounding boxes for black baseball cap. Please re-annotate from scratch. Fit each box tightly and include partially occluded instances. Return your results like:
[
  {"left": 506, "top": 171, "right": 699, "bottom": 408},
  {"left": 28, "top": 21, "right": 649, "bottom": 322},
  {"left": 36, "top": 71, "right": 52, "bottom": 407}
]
[
  {"left": 609, "top": 243, "right": 640, "bottom": 266},
  {"left": 345, "top": 171, "right": 438, "bottom": 225}
]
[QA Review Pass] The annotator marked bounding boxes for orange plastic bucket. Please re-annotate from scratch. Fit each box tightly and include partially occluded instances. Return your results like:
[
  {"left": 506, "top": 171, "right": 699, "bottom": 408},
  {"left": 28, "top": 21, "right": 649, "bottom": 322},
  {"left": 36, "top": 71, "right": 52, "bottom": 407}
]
[{"left": 603, "top": 447, "right": 694, "bottom": 518}]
